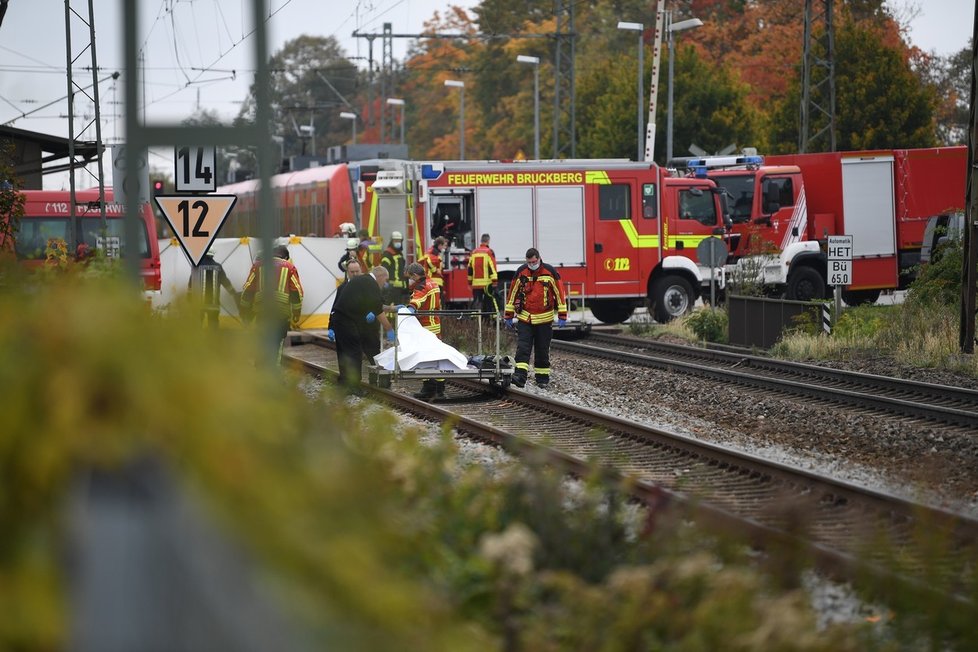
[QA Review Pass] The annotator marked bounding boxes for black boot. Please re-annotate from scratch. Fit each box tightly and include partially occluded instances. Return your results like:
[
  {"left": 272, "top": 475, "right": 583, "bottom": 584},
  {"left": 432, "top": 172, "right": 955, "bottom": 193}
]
[
  {"left": 413, "top": 380, "right": 436, "bottom": 400},
  {"left": 511, "top": 372, "right": 526, "bottom": 388},
  {"left": 435, "top": 381, "right": 446, "bottom": 398}
]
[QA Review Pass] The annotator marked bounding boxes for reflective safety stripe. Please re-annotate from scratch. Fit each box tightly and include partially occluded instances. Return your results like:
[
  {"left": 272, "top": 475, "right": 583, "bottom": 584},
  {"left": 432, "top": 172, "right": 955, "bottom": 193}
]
[
  {"left": 515, "top": 309, "right": 556, "bottom": 324},
  {"left": 585, "top": 171, "right": 611, "bottom": 184},
  {"left": 534, "top": 367, "right": 551, "bottom": 376},
  {"left": 515, "top": 361, "right": 529, "bottom": 371},
  {"left": 666, "top": 234, "right": 712, "bottom": 248},
  {"left": 618, "top": 220, "right": 660, "bottom": 248}
]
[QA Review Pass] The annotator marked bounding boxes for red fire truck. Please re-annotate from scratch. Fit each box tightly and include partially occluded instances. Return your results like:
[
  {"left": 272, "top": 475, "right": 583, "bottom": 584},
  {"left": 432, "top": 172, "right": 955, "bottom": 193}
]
[
  {"left": 366, "top": 160, "right": 728, "bottom": 323},
  {"left": 11, "top": 188, "right": 162, "bottom": 290},
  {"left": 686, "top": 147, "right": 967, "bottom": 304}
]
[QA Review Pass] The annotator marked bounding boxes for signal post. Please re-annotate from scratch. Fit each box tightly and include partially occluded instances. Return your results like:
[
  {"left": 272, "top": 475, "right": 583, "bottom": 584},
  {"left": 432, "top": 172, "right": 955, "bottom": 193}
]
[{"left": 154, "top": 146, "right": 237, "bottom": 325}]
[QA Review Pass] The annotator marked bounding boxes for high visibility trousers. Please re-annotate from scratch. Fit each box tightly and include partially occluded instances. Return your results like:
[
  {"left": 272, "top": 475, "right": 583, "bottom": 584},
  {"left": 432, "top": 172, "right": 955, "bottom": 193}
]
[
  {"left": 513, "top": 320, "right": 553, "bottom": 385},
  {"left": 471, "top": 285, "right": 500, "bottom": 317}
]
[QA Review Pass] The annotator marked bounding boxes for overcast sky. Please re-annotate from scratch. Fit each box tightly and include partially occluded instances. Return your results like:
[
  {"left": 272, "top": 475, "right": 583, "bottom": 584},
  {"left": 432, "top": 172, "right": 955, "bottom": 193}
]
[{"left": 0, "top": 0, "right": 972, "bottom": 186}]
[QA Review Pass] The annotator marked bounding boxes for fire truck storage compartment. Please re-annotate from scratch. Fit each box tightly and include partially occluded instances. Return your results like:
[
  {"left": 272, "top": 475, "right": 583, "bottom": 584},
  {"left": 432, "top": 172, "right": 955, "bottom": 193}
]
[
  {"left": 474, "top": 185, "right": 586, "bottom": 268},
  {"left": 429, "top": 195, "right": 471, "bottom": 249},
  {"left": 840, "top": 156, "right": 896, "bottom": 258}
]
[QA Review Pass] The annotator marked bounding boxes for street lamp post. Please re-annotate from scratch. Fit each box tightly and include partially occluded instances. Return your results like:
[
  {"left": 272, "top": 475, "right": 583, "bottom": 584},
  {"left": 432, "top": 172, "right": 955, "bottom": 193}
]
[
  {"left": 516, "top": 55, "right": 540, "bottom": 160},
  {"left": 617, "top": 21, "right": 644, "bottom": 161},
  {"left": 666, "top": 12, "right": 704, "bottom": 163},
  {"left": 339, "top": 111, "right": 357, "bottom": 145},
  {"left": 444, "top": 79, "right": 465, "bottom": 159},
  {"left": 386, "top": 98, "right": 405, "bottom": 145}
]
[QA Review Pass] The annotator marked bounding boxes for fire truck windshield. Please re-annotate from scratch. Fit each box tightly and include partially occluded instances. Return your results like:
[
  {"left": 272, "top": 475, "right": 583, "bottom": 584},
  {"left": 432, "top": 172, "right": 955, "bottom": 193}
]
[
  {"left": 15, "top": 216, "right": 151, "bottom": 260},
  {"left": 713, "top": 176, "right": 755, "bottom": 223}
]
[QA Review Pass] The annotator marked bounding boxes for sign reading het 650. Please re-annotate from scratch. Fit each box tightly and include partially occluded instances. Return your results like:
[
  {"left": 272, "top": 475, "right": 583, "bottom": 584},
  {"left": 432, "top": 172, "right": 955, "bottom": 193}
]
[{"left": 827, "top": 235, "right": 853, "bottom": 286}]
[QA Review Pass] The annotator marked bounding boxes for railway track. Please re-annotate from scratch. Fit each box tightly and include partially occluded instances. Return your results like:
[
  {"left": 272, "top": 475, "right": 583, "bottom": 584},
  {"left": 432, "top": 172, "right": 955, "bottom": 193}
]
[
  {"left": 284, "top": 336, "right": 978, "bottom": 606},
  {"left": 553, "top": 332, "right": 978, "bottom": 433}
]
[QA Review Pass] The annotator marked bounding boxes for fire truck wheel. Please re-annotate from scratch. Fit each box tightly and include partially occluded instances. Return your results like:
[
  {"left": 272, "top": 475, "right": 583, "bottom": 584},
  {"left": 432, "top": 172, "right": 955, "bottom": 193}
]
[
  {"left": 786, "top": 266, "right": 826, "bottom": 302},
  {"left": 588, "top": 300, "right": 634, "bottom": 325},
  {"left": 652, "top": 275, "right": 694, "bottom": 323}
]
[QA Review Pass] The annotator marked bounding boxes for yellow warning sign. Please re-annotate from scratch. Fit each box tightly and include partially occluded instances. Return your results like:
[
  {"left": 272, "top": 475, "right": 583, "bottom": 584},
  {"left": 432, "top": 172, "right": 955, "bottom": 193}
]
[{"left": 154, "top": 195, "right": 237, "bottom": 266}]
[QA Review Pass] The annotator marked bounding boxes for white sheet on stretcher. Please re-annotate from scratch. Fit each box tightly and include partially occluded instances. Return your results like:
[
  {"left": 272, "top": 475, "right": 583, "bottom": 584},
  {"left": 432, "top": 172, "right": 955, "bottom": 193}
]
[{"left": 372, "top": 307, "right": 470, "bottom": 372}]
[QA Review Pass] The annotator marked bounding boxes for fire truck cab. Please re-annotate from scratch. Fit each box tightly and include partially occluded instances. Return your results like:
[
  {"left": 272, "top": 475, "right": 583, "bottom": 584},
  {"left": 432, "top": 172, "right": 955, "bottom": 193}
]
[{"left": 401, "top": 160, "right": 728, "bottom": 324}]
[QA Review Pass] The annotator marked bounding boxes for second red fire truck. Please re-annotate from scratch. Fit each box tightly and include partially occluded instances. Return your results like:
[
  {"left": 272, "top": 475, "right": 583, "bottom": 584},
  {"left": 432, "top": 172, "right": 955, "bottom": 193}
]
[{"left": 685, "top": 146, "right": 967, "bottom": 304}]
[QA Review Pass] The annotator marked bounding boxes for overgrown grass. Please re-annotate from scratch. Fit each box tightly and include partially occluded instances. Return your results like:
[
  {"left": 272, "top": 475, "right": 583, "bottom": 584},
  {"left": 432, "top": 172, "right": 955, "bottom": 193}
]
[{"left": 772, "top": 238, "right": 978, "bottom": 377}]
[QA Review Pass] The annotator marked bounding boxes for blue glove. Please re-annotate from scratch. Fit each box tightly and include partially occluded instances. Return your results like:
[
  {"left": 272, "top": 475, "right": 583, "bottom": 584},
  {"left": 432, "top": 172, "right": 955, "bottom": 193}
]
[
  {"left": 327, "top": 328, "right": 335, "bottom": 341},
  {"left": 386, "top": 329, "right": 396, "bottom": 343},
  {"left": 406, "top": 305, "right": 416, "bottom": 313},
  {"left": 557, "top": 318, "right": 567, "bottom": 327},
  {"left": 504, "top": 318, "right": 514, "bottom": 329},
  {"left": 394, "top": 304, "right": 406, "bottom": 311},
  {"left": 365, "top": 311, "right": 376, "bottom": 323}
]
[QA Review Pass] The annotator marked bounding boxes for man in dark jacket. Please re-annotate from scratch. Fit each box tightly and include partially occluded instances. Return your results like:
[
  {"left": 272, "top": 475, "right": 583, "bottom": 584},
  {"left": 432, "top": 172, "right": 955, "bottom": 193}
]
[
  {"left": 188, "top": 249, "right": 239, "bottom": 328},
  {"left": 330, "top": 266, "right": 395, "bottom": 392}
]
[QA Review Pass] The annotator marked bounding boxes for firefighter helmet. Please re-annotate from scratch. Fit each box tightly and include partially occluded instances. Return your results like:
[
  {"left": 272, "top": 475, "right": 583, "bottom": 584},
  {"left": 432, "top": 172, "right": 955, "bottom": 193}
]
[
  {"left": 391, "top": 231, "right": 403, "bottom": 240},
  {"left": 339, "top": 222, "right": 356, "bottom": 237},
  {"left": 346, "top": 237, "right": 359, "bottom": 249}
]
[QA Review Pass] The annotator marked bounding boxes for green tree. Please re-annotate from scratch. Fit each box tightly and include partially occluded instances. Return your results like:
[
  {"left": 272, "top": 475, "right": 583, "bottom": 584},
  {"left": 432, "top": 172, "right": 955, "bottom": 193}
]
[
  {"left": 768, "top": 17, "right": 937, "bottom": 152},
  {"left": 926, "top": 44, "right": 972, "bottom": 145},
  {"left": 0, "top": 140, "right": 25, "bottom": 257},
  {"left": 833, "top": 19, "right": 937, "bottom": 149},
  {"left": 238, "top": 35, "right": 361, "bottom": 161},
  {"left": 578, "top": 39, "right": 761, "bottom": 163},
  {"left": 400, "top": 7, "right": 480, "bottom": 160}
]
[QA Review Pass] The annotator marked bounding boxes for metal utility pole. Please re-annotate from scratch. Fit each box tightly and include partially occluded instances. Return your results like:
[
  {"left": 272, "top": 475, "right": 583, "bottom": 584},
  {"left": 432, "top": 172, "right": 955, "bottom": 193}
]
[
  {"left": 644, "top": 9, "right": 665, "bottom": 164},
  {"left": 959, "top": 19, "right": 978, "bottom": 353},
  {"left": 64, "top": 0, "right": 108, "bottom": 247},
  {"left": 381, "top": 23, "right": 393, "bottom": 144},
  {"left": 352, "top": 24, "right": 572, "bottom": 154},
  {"left": 799, "top": 0, "right": 836, "bottom": 153},
  {"left": 552, "top": 0, "right": 576, "bottom": 158}
]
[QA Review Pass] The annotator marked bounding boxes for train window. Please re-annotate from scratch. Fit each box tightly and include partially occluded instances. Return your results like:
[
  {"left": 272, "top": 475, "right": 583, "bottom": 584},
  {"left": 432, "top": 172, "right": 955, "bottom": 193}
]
[
  {"left": 642, "top": 183, "right": 657, "bottom": 219},
  {"left": 599, "top": 184, "right": 630, "bottom": 220}
]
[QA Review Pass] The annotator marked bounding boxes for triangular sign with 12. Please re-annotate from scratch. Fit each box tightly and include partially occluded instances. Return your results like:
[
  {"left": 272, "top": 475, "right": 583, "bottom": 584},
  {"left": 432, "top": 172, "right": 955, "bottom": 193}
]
[{"left": 154, "top": 195, "right": 237, "bottom": 266}]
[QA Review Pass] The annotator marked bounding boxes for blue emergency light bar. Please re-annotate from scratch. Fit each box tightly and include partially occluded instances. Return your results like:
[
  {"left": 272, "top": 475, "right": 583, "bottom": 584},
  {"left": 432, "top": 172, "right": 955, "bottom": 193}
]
[
  {"left": 421, "top": 163, "right": 445, "bottom": 180},
  {"left": 685, "top": 155, "right": 764, "bottom": 168},
  {"left": 685, "top": 154, "right": 764, "bottom": 178}
]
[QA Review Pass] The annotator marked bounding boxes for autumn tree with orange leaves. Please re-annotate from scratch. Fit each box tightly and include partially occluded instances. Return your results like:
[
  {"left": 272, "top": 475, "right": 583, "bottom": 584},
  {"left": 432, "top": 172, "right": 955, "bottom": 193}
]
[{"left": 238, "top": 0, "right": 958, "bottom": 167}]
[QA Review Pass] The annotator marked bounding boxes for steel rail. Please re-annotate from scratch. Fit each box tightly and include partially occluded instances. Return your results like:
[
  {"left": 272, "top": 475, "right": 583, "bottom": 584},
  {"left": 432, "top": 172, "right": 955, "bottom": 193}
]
[
  {"left": 554, "top": 334, "right": 978, "bottom": 430},
  {"left": 284, "top": 341, "right": 978, "bottom": 610}
]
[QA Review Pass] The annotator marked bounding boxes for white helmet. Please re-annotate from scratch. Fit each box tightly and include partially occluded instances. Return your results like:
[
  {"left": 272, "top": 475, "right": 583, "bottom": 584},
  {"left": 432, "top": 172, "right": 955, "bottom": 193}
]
[
  {"left": 391, "top": 231, "right": 403, "bottom": 240},
  {"left": 346, "top": 237, "right": 359, "bottom": 249},
  {"left": 340, "top": 222, "right": 356, "bottom": 237}
]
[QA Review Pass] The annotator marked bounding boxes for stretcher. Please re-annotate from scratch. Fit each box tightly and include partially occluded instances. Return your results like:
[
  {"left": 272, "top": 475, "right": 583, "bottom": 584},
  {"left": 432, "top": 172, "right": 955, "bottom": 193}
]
[{"left": 366, "top": 308, "right": 514, "bottom": 394}]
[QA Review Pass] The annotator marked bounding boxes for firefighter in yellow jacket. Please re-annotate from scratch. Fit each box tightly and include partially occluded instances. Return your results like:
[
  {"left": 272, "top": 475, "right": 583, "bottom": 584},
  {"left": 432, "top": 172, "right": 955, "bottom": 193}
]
[
  {"left": 467, "top": 232, "right": 499, "bottom": 316},
  {"left": 240, "top": 244, "right": 304, "bottom": 363},
  {"left": 404, "top": 261, "right": 445, "bottom": 399},
  {"left": 503, "top": 247, "right": 567, "bottom": 388}
]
